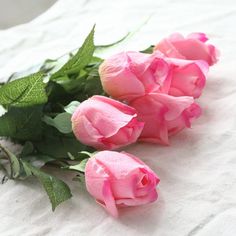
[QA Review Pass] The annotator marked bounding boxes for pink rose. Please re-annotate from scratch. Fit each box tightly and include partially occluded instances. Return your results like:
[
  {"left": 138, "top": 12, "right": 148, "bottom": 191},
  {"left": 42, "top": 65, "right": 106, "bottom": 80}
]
[
  {"left": 154, "top": 32, "right": 219, "bottom": 66},
  {"left": 71, "top": 95, "right": 144, "bottom": 150},
  {"left": 99, "top": 51, "right": 171, "bottom": 101},
  {"left": 85, "top": 151, "right": 160, "bottom": 217},
  {"left": 129, "top": 93, "right": 201, "bottom": 145},
  {"left": 166, "top": 57, "right": 209, "bottom": 98}
]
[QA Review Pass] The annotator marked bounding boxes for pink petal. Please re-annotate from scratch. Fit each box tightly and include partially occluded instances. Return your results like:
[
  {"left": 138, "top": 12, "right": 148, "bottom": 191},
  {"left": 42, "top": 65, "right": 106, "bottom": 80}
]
[
  {"left": 72, "top": 115, "right": 104, "bottom": 149},
  {"left": 116, "top": 189, "right": 158, "bottom": 206},
  {"left": 154, "top": 94, "right": 194, "bottom": 121},
  {"left": 82, "top": 98, "right": 135, "bottom": 138},
  {"left": 94, "top": 151, "right": 145, "bottom": 179},
  {"left": 91, "top": 95, "right": 137, "bottom": 115},
  {"left": 102, "top": 180, "right": 118, "bottom": 217},
  {"left": 187, "top": 32, "right": 209, "bottom": 42},
  {"left": 99, "top": 52, "right": 146, "bottom": 100},
  {"left": 154, "top": 39, "right": 185, "bottom": 59},
  {"left": 168, "top": 60, "right": 208, "bottom": 98}
]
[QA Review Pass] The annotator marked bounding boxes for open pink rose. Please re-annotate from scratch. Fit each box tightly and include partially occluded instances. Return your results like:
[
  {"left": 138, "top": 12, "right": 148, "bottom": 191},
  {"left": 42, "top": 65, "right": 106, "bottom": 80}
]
[
  {"left": 71, "top": 96, "right": 144, "bottom": 150},
  {"left": 154, "top": 32, "right": 219, "bottom": 66},
  {"left": 99, "top": 51, "right": 171, "bottom": 101},
  {"left": 166, "top": 57, "right": 209, "bottom": 98},
  {"left": 85, "top": 151, "right": 160, "bottom": 217},
  {"left": 130, "top": 93, "right": 201, "bottom": 145}
]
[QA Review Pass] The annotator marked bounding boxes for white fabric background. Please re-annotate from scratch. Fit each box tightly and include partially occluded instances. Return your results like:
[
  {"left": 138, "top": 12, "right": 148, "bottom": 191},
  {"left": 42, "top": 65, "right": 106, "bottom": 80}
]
[
  {"left": 0, "top": 0, "right": 56, "bottom": 29},
  {"left": 1, "top": 0, "right": 236, "bottom": 235}
]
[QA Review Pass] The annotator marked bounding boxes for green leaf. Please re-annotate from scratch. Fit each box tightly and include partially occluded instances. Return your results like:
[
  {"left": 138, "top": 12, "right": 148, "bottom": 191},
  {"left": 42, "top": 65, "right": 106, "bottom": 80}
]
[
  {"left": 9, "top": 154, "right": 20, "bottom": 178},
  {"left": 23, "top": 154, "right": 55, "bottom": 163},
  {"left": 42, "top": 112, "right": 72, "bottom": 134},
  {"left": 34, "top": 126, "right": 88, "bottom": 159},
  {"left": 20, "top": 141, "right": 34, "bottom": 157},
  {"left": 83, "top": 74, "right": 104, "bottom": 97},
  {"left": 0, "top": 106, "right": 43, "bottom": 141},
  {"left": 51, "top": 25, "right": 95, "bottom": 79},
  {"left": 0, "top": 143, "right": 20, "bottom": 178},
  {"left": 67, "top": 150, "right": 93, "bottom": 161},
  {"left": 140, "top": 45, "right": 154, "bottom": 54},
  {"left": 21, "top": 161, "right": 72, "bottom": 211},
  {"left": 95, "top": 32, "right": 130, "bottom": 50},
  {"left": 21, "top": 161, "right": 32, "bottom": 177},
  {"left": 0, "top": 72, "right": 47, "bottom": 108},
  {"left": 87, "top": 56, "right": 103, "bottom": 65},
  {"left": 46, "top": 81, "right": 72, "bottom": 105},
  {"left": 20, "top": 142, "right": 55, "bottom": 171},
  {"left": 21, "top": 154, "right": 55, "bottom": 172},
  {"left": 64, "top": 101, "right": 80, "bottom": 114},
  {"left": 69, "top": 158, "right": 89, "bottom": 173},
  {"left": 40, "top": 59, "right": 59, "bottom": 73},
  {"left": 56, "top": 77, "right": 83, "bottom": 94}
]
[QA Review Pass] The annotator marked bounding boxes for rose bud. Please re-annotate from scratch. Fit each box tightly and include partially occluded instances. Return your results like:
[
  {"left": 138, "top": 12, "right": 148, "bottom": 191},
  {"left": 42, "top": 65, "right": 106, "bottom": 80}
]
[
  {"left": 154, "top": 32, "right": 219, "bottom": 66},
  {"left": 85, "top": 151, "right": 160, "bottom": 217},
  {"left": 99, "top": 51, "right": 171, "bottom": 102},
  {"left": 129, "top": 93, "right": 201, "bottom": 145},
  {"left": 166, "top": 57, "right": 209, "bottom": 98},
  {"left": 71, "top": 96, "right": 144, "bottom": 150}
]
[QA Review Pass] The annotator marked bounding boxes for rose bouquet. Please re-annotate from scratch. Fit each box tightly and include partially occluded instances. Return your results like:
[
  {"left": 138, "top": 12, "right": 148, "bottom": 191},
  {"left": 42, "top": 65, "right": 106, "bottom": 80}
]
[{"left": 0, "top": 26, "right": 219, "bottom": 217}]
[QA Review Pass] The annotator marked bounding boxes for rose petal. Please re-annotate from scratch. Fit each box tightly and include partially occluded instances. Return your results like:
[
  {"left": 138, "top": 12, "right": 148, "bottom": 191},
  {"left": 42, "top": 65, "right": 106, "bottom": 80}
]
[{"left": 102, "top": 180, "right": 118, "bottom": 217}]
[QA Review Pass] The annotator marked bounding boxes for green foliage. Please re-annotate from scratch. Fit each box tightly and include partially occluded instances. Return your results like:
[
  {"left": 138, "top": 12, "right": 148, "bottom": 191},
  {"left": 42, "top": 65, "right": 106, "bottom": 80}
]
[
  {"left": 0, "top": 72, "right": 47, "bottom": 108},
  {"left": 42, "top": 112, "right": 72, "bottom": 134},
  {"left": 0, "top": 144, "right": 72, "bottom": 211},
  {"left": 95, "top": 32, "right": 130, "bottom": 50},
  {"left": 0, "top": 25, "right": 141, "bottom": 212},
  {"left": 0, "top": 106, "right": 43, "bottom": 140},
  {"left": 69, "top": 158, "right": 89, "bottom": 173},
  {"left": 140, "top": 45, "right": 154, "bottom": 54},
  {"left": 64, "top": 101, "right": 80, "bottom": 114},
  {"left": 33, "top": 126, "right": 89, "bottom": 159},
  {"left": 51, "top": 26, "right": 95, "bottom": 79},
  {"left": 0, "top": 143, "right": 20, "bottom": 178},
  {"left": 20, "top": 141, "right": 34, "bottom": 157},
  {"left": 22, "top": 161, "right": 72, "bottom": 211}
]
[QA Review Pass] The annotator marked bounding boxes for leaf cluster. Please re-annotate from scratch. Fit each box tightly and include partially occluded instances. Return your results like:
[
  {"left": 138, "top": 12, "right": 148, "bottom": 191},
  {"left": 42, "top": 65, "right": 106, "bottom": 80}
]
[{"left": 0, "top": 26, "right": 101, "bottom": 210}]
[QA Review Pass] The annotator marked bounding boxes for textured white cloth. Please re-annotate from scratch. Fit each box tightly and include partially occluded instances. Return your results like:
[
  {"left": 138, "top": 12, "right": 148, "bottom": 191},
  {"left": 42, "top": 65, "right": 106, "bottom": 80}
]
[{"left": 1, "top": 0, "right": 236, "bottom": 235}]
